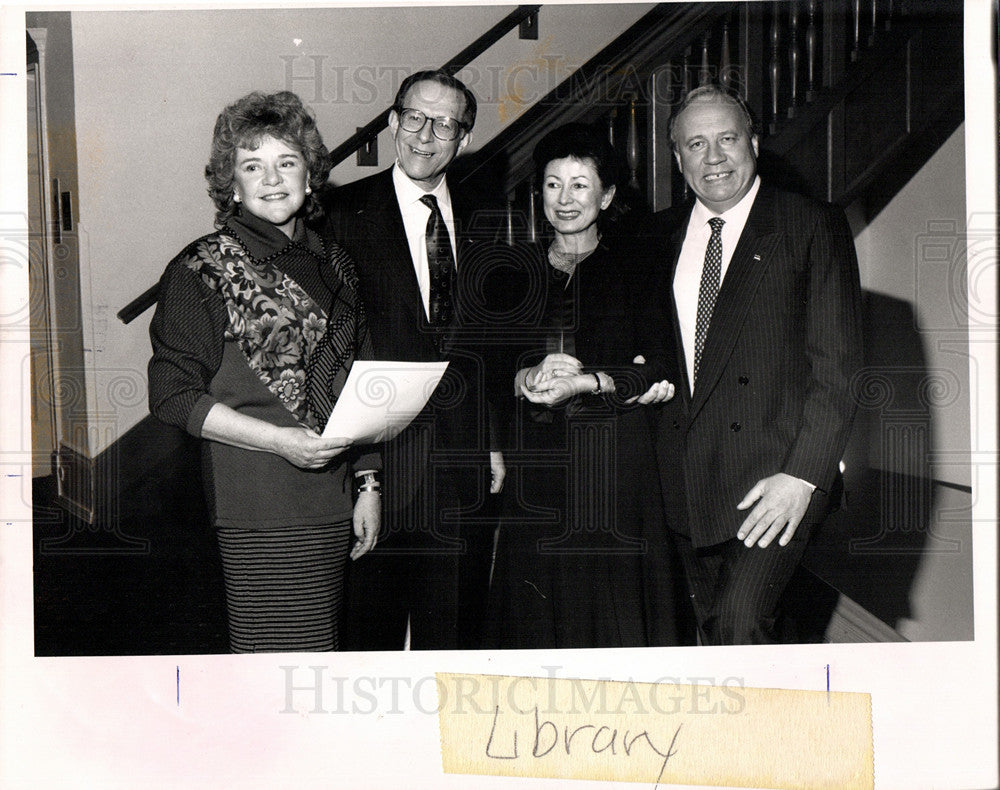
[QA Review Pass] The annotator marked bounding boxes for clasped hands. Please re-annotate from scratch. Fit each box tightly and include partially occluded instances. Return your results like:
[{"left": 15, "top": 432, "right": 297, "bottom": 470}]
[{"left": 518, "top": 352, "right": 675, "bottom": 408}]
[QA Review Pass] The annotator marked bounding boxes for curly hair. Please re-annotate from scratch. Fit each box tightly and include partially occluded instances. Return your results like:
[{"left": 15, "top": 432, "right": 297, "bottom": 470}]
[{"left": 205, "top": 91, "right": 331, "bottom": 227}]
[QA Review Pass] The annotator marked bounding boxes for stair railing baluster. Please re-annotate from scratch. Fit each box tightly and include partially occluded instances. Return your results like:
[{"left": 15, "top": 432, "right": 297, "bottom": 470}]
[
  {"left": 851, "top": 0, "right": 862, "bottom": 61},
  {"left": 788, "top": 0, "right": 800, "bottom": 118},
  {"left": 720, "top": 16, "right": 733, "bottom": 89},
  {"left": 700, "top": 31, "right": 712, "bottom": 85},
  {"left": 626, "top": 95, "right": 640, "bottom": 190},
  {"left": 769, "top": 2, "right": 782, "bottom": 134},
  {"left": 646, "top": 64, "right": 674, "bottom": 213},
  {"left": 527, "top": 174, "right": 538, "bottom": 244},
  {"left": 682, "top": 46, "right": 692, "bottom": 95},
  {"left": 505, "top": 198, "right": 515, "bottom": 246},
  {"left": 806, "top": 0, "right": 818, "bottom": 102}
]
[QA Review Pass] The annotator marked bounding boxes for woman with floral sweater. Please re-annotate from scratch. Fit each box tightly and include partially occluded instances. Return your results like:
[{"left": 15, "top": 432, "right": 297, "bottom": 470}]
[{"left": 149, "top": 91, "right": 379, "bottom": 653}]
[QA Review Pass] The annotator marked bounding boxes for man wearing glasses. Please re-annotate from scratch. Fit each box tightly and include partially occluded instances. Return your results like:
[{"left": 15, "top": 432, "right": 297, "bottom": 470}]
[{"left": 324, "top": 70, "right": 504, "bottom": 651}]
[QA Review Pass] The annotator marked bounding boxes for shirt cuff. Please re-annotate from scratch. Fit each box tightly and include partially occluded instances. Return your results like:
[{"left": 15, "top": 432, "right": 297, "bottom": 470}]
[
  {"left": 790, "top": 474, "right": 817, "bottom": 492},
  {"left": 352, "top": 450, "right": 382, "bottom": 474}
]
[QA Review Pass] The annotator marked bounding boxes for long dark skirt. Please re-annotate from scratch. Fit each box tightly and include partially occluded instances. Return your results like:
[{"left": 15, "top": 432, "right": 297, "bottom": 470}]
[
  {"left": 216, "top": 520, "right": 352, "bottom": 653},
  {"left": 485, "top": 404, "right": 684, "bottom": 649}
]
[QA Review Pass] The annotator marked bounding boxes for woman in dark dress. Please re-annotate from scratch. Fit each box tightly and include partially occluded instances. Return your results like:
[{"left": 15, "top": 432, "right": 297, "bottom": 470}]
[
  {"left": 148, "top": 91, "right": 380, "bottom": 653},
  {"left": 485, "top": 123, "right": 682, "bottom": 649}
]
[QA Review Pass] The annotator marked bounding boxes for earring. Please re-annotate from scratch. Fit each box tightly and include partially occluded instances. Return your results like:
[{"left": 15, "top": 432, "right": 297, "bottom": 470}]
[
  {"left": 305, "top": 186, "right": 312, "bottom": 195},
  {"left": 233, "top": 192, "right": 241, "bottom": 203}
]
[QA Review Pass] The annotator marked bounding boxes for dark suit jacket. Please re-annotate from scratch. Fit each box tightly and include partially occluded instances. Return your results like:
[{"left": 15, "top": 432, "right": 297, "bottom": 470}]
[
  {"left": 655, "top": 184, "right": 863, "bottom": 548},
  {"left": 321, "top": 167, "right": 502, "bottom": 510}
]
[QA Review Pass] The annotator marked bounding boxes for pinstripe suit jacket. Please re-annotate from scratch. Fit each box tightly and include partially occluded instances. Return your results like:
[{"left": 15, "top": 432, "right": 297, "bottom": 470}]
[{"left": 654, "top": 184, "right": 863, "bottom": 548}]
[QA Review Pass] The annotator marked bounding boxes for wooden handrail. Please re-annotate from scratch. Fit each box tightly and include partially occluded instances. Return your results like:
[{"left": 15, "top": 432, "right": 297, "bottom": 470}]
[
  {"left": 485, "top": 0, "right": 961, "bottom": 231},
  {"left": 327, "top": 5, "right": 540, "bottom": 169},
  {"left": 453, "top": 3, "right": 730, "bottom": 195},
  {"left": 118, "top": 4, "right": 540, "bottom": 324},
  {"left": 117, "top": 283, "right": 160, "bottom": 326}
]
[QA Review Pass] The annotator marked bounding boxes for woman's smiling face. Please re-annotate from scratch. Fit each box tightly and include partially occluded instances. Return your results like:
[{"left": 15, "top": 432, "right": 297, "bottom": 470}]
[
  {"left": 232, "top": 135, "right": 308, "bottom": 236},
  {"left": 541, "top": 156, "right": 616, "bottom": 242}
]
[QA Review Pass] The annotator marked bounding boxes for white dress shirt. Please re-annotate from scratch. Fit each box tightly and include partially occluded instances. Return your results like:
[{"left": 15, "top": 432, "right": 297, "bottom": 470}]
[
  {"left": 673, "top": 176, "right": 761, "bottom": 393},
  {"left": 392, "top": 163, "right": 459, "bottom": 320}
]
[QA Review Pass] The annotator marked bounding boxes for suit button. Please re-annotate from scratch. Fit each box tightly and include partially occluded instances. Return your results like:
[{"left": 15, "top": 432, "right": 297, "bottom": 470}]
[
  {"left": 730, "top": 422, "right": 741, "bottom": 432},
  {"left": 672, "top": 420, "right": 680, "bottom": 429},
  {"left": 739, "top": 376, "right": 749, "bottom": 385}
]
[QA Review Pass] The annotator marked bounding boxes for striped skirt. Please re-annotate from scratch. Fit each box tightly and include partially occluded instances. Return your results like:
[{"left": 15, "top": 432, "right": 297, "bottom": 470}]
[{"left": 216, "top": 521, "right": 352, "bottom": 653}]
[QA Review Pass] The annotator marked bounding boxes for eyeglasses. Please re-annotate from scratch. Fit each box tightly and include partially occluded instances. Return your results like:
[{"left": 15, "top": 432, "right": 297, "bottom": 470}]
[{"left": 395, "top": 108, "right": 467, "bottom": 142}]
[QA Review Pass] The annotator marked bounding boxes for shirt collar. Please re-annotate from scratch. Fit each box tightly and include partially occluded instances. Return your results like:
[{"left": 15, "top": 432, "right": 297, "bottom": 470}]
[
  {"left": 392, "top": 161, "right": 452, "bottom": 213},
  {"left": 691, "top": 174, "right": 761, "bottom": 230}
]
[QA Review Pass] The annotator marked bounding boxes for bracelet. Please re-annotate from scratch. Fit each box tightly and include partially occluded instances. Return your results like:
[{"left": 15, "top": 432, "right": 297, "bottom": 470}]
[
  {"left": 356, "top": 471, "right": 381, "bottom": 493},
  {"left": 358, "top": 484, "right": 381, "bottom": 495},
  {"left": 592, "top": 372, "right": 602, "bottom": 394}
]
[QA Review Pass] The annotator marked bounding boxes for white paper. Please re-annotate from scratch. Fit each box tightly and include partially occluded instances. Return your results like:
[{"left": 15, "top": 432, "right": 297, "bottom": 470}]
[{"left": 321, "top": 360, "right": 448, "bottom": 444}]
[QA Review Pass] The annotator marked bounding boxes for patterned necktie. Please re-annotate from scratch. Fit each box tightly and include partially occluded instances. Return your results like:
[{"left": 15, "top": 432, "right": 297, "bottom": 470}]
[
  {"left": 419, "top": 194, "right": 455, "bottom": 327},
  {"left": 694, "top": 216, "right": 725, "bottom": 383}
]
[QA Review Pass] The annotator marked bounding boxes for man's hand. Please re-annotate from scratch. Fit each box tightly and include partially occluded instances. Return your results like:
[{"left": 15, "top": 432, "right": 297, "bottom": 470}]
[
  {"left": 489, "top": 451, "right": 506, "bottom": 494},
  {"left": 736, "top": 473, "right": 814, "bottom": 548}
]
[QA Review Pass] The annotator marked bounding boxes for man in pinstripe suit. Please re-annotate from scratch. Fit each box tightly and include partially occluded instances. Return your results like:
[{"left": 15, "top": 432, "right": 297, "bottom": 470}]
[{"left": 654, "top": 85, "right": 863, "bottom": 645}]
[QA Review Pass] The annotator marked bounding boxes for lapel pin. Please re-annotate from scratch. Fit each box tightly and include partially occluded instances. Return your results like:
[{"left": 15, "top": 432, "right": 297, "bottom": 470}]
[{"left": 753, "top": 254, "right": 762, "bottom": 261}]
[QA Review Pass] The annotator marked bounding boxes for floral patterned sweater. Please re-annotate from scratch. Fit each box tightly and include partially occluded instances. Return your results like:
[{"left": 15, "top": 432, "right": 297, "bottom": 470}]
[{"left": 148, "top": 210, "right": 378, "bottom": 529}]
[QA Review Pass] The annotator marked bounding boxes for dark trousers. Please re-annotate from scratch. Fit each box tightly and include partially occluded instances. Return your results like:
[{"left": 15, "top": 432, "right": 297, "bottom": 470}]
[
  {"left": 671, "top": 494, "right": 827, "bottom": 645},
  {"left": 340, "top": 467, "right": 493, "bottom": 651}
]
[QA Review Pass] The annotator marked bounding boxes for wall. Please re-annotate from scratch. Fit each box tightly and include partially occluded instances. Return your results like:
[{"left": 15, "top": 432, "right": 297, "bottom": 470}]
[
  {"left": 68, "top": 4, "right": 654, "bottom": 453},
  {"left": 832, "top": 123, "right": 974, "bottom": 641},
  {"left": 850, "top": 123, "right": 970, "bottom": 488}
]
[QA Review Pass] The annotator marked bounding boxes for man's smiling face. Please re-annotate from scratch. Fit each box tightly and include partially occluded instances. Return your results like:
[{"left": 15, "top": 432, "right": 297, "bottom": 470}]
[
  {"left": 388, "top": 79, "right": 471, "bottom": 191},
  {"left": 673, "top": 96, "right": 759, "bottom": 213}
]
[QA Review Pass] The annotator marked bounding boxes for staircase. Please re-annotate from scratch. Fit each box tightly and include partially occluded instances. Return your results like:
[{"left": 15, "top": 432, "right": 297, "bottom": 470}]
[
  {"left": 117, "top": 1, "right": 964, "bottom": 322},
  {"left": 452, "top": 0, "right": 964, "bottom": 235}
]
